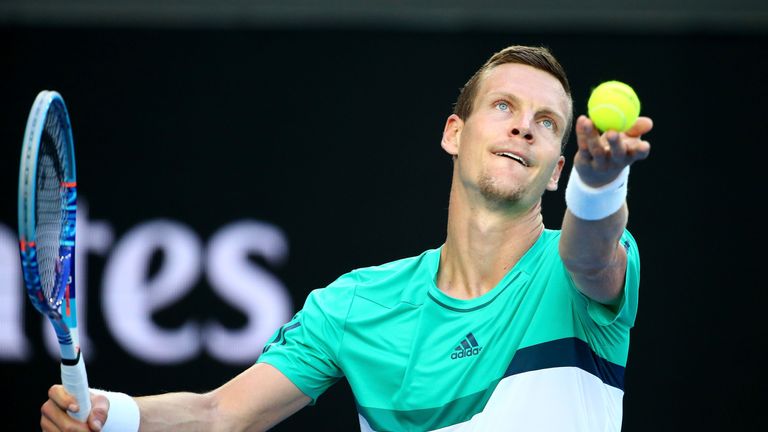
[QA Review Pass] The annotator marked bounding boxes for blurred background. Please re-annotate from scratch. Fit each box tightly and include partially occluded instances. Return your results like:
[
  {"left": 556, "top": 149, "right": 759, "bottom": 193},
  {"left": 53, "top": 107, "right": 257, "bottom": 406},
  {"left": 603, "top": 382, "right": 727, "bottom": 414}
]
[{"left": 1, "top": 1, "right": 766, "bottom": 430}]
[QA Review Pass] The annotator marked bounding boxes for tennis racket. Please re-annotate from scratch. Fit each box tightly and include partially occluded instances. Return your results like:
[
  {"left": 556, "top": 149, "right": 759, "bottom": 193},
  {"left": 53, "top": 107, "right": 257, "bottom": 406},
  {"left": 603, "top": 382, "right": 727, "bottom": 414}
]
[{"left": 18, "top": 90, "right": 91, "bottom": 421}]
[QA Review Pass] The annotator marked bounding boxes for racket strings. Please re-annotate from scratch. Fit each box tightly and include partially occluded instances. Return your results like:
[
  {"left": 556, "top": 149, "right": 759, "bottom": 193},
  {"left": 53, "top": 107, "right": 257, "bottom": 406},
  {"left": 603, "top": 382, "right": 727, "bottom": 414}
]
[{"left": 35, "top": 110, "right": 69, "bottom": 303}]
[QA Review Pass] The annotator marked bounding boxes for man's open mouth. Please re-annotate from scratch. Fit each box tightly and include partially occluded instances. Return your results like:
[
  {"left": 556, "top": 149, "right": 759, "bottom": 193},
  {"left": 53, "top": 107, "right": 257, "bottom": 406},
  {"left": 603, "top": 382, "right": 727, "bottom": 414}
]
[{"left": 494, "top": 152, "right": 529, "bottom": 167}]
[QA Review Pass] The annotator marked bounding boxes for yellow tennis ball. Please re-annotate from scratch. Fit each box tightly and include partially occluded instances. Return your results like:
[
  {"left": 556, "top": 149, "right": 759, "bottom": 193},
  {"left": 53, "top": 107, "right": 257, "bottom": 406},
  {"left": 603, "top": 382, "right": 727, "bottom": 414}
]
[{"left": 587, "top": 80, "right": 641, "bottom": 132}]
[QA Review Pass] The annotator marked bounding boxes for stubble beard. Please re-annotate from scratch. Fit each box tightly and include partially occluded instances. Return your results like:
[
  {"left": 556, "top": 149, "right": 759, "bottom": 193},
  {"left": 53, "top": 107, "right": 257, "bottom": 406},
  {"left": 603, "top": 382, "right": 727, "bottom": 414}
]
[{"left": 477, "top": 173, "right": 526, "bottom": 207}]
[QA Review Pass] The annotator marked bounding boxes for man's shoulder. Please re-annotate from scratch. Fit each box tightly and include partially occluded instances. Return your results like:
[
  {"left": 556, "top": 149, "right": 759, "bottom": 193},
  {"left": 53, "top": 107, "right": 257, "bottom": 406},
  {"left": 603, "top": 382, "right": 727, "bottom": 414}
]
[
  {"left": 352, "top": 248, "right": 438, "bottom": 283},
  {"left": 315, "top": 248, "right": 439, "bottom": 309}
]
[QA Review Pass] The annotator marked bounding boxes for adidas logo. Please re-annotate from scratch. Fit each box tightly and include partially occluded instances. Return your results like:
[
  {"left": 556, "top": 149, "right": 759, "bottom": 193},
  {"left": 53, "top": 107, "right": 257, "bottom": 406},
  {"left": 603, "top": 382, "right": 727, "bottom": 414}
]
[{"left": 450, "top": 332, "right": 483, "bottom": 360}]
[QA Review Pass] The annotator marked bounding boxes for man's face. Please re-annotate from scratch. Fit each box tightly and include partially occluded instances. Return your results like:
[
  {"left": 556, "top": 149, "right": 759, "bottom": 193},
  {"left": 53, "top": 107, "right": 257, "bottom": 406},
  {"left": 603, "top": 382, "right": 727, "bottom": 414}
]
[{"left": 442, "top": 63, "right": 570, "bottom": 208}]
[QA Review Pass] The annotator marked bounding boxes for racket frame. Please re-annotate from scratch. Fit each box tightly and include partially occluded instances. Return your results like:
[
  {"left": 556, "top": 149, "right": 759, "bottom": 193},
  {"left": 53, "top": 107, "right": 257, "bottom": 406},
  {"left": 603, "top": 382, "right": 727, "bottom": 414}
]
[{"left": 18, "top": 90, "right": 91, "bottom": 422}]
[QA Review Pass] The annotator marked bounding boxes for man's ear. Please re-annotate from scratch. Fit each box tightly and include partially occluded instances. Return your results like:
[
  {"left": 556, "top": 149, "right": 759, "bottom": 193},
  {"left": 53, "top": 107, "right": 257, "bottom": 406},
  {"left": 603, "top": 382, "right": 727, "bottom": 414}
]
[
  {"left": 441, "top": 114, "right": 463, "bottom": 156},
  {"left": 546, "top": 156, "right": 566, "bottom": 191}
]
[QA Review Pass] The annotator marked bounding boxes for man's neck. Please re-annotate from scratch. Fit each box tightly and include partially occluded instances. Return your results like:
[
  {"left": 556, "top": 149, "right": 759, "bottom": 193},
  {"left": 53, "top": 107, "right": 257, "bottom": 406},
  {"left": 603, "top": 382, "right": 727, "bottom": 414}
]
[{"left": 437, "top": 188, "right": 544, "bottom": 300}]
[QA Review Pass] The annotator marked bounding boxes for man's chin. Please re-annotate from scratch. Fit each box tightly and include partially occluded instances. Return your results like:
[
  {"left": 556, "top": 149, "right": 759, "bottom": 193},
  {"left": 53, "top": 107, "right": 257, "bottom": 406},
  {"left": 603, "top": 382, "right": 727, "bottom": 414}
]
[{"left": 478, "top": 182, "right": 525, "bottom": 206}]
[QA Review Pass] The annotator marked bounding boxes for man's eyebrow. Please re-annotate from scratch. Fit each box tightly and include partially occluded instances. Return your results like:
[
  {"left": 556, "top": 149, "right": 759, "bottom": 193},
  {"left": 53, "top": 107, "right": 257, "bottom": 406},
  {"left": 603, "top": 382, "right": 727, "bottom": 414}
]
[
  {"left": 487, "top": 91, "right": 566, "bottom": 125},
  {"left": 487, "top": 91, "right": 522, "bottom": 105}
]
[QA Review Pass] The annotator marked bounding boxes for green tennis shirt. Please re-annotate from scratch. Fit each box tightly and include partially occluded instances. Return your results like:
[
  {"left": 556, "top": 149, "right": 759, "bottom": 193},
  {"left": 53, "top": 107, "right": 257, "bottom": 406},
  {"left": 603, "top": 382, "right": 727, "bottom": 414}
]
[{"left": 258, "top": 229, "right": 640, "bottom": 431}]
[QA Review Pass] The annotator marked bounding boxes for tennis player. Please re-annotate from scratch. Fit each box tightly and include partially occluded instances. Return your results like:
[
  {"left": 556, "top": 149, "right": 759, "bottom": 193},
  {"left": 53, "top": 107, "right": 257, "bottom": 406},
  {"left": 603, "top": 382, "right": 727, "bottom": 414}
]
[{"left": 41, "top": 45, "right": 652, "bottom": 432}]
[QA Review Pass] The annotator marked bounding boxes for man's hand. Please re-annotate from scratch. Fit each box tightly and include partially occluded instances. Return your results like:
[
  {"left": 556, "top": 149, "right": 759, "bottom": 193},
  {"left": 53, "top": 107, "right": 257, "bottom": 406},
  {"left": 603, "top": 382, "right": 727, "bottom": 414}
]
[
  {"left": 41, "top": 385, "right": 109, "bottom": 432},
  {"left": 574, "top": 115, "right": 653, "bottom": 187}
]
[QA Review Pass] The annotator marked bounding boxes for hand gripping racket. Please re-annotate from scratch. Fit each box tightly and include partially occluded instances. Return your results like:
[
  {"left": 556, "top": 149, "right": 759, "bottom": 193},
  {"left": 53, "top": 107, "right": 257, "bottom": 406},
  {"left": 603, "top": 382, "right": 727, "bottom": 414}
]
[{"left": 18, "top": 90, "right": 91, "bottom": 421}]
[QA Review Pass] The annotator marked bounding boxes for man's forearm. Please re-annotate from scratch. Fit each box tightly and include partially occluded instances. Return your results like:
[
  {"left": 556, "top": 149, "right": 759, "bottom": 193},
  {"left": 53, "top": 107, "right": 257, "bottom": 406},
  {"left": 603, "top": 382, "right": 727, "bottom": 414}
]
[
  {"left": 559, "top": 204, "right": 628, "bottom": 304},
  {"left": 135, "top": 392, "right": 219, "bottom": 432}
]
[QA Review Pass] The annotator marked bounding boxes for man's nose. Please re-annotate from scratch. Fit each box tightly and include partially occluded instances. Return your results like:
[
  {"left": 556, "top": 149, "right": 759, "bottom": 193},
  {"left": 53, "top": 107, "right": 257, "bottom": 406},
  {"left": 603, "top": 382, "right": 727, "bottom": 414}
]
[
  {"left": 511, "top": 126, "right": 534, "bottom": 142},
  {"left": 510, "top": 114, "right": 534, "bottom": 142}
]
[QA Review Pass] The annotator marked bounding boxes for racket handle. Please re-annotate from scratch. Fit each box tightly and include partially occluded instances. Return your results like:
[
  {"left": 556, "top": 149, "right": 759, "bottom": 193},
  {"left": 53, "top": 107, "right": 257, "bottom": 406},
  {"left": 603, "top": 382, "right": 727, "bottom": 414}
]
[{"left": 60, "top": 352, "right": 92, "bottom": 422}]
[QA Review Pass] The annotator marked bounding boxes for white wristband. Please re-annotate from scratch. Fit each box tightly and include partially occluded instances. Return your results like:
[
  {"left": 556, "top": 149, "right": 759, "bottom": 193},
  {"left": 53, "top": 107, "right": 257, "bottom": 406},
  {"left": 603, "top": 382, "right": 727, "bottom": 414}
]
[
  {"left": 90, "top": 389, "right": 140, "bottom": 432},
  {"left": 565, "top": 166, "right": 630, "bottom": 220}
]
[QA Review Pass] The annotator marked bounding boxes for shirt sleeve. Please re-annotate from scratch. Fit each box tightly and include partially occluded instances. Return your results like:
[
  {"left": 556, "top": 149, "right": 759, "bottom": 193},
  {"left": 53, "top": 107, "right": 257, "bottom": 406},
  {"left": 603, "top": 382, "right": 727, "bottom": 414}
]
[
  {"left": 583, "top": 229, "right": 641, "bottom": 328},
  {"left": 257, "top": 272, "right": 357, "bottom": 404}
]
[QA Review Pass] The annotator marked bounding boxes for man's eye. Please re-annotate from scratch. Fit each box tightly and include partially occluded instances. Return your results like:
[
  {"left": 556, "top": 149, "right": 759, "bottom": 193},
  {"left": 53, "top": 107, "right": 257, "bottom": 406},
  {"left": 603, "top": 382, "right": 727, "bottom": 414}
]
[
  {"left": 541, "top": 119, "right": 555, "bottom": 130},
  {"left": 496, "top": 102, "right": 509, "bottom": 112}
]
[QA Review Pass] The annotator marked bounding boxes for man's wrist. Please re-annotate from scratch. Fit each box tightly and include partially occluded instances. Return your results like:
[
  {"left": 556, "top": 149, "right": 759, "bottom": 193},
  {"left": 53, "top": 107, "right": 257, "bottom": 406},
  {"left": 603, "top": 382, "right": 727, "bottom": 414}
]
[
  {"left": 90, "top": 389, "right": 140, "bottom": 432},
  {"left": 565, "top": 166, "right": 630, "bottom": 220}
]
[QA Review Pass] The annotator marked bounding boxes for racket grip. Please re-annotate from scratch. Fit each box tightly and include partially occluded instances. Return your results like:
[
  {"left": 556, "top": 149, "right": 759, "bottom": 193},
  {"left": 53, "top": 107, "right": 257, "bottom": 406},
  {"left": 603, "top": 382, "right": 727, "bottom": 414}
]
[{"left": 60, "top": 352, "right": 92, "bottom": 422}]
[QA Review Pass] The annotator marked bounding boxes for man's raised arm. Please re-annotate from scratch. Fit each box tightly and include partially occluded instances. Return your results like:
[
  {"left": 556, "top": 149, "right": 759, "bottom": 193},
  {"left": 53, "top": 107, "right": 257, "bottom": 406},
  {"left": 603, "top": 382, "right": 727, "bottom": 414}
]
[{"left": 559, "top": 115, "right": 652, "bottom": 305}]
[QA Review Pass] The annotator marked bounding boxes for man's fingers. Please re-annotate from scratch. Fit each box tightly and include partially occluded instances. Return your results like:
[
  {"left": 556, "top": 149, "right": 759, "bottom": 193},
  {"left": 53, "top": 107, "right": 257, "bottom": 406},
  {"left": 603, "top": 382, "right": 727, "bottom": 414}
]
[
  {"left": 88, "top": 393, "right": 110, "bottom": 431},
  {"left": 40, "top": 414, "right": 63, "bottom": 432},
  {"left": 90, "top": 416, "right": 105, "bottom": 431},
  {"left": 41, "top": 386, "right": 108, "bottom": 432},
  {"left": 48, "top": 384, "right": 76, "bottom": 411},
  {"left": 41, "top": 398, "right": 89, "bottom": 432},
  {"left": 575, "top": 115, "right": 608, "bottom": 163},
  {"left": 624, "top": 116, "right": 653, "bottom": 137},
  {"left": 576, "top": 114, "right": 652, "bottom": 168},
  {"left": 606, "top": 131, "right": 626, "bottom": 164},
  {"left": 627, "top": 139, "right": 652, "bottom": 162},
  {"left": 575, "top": 115, "right": 597, "bottom": 153}
]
